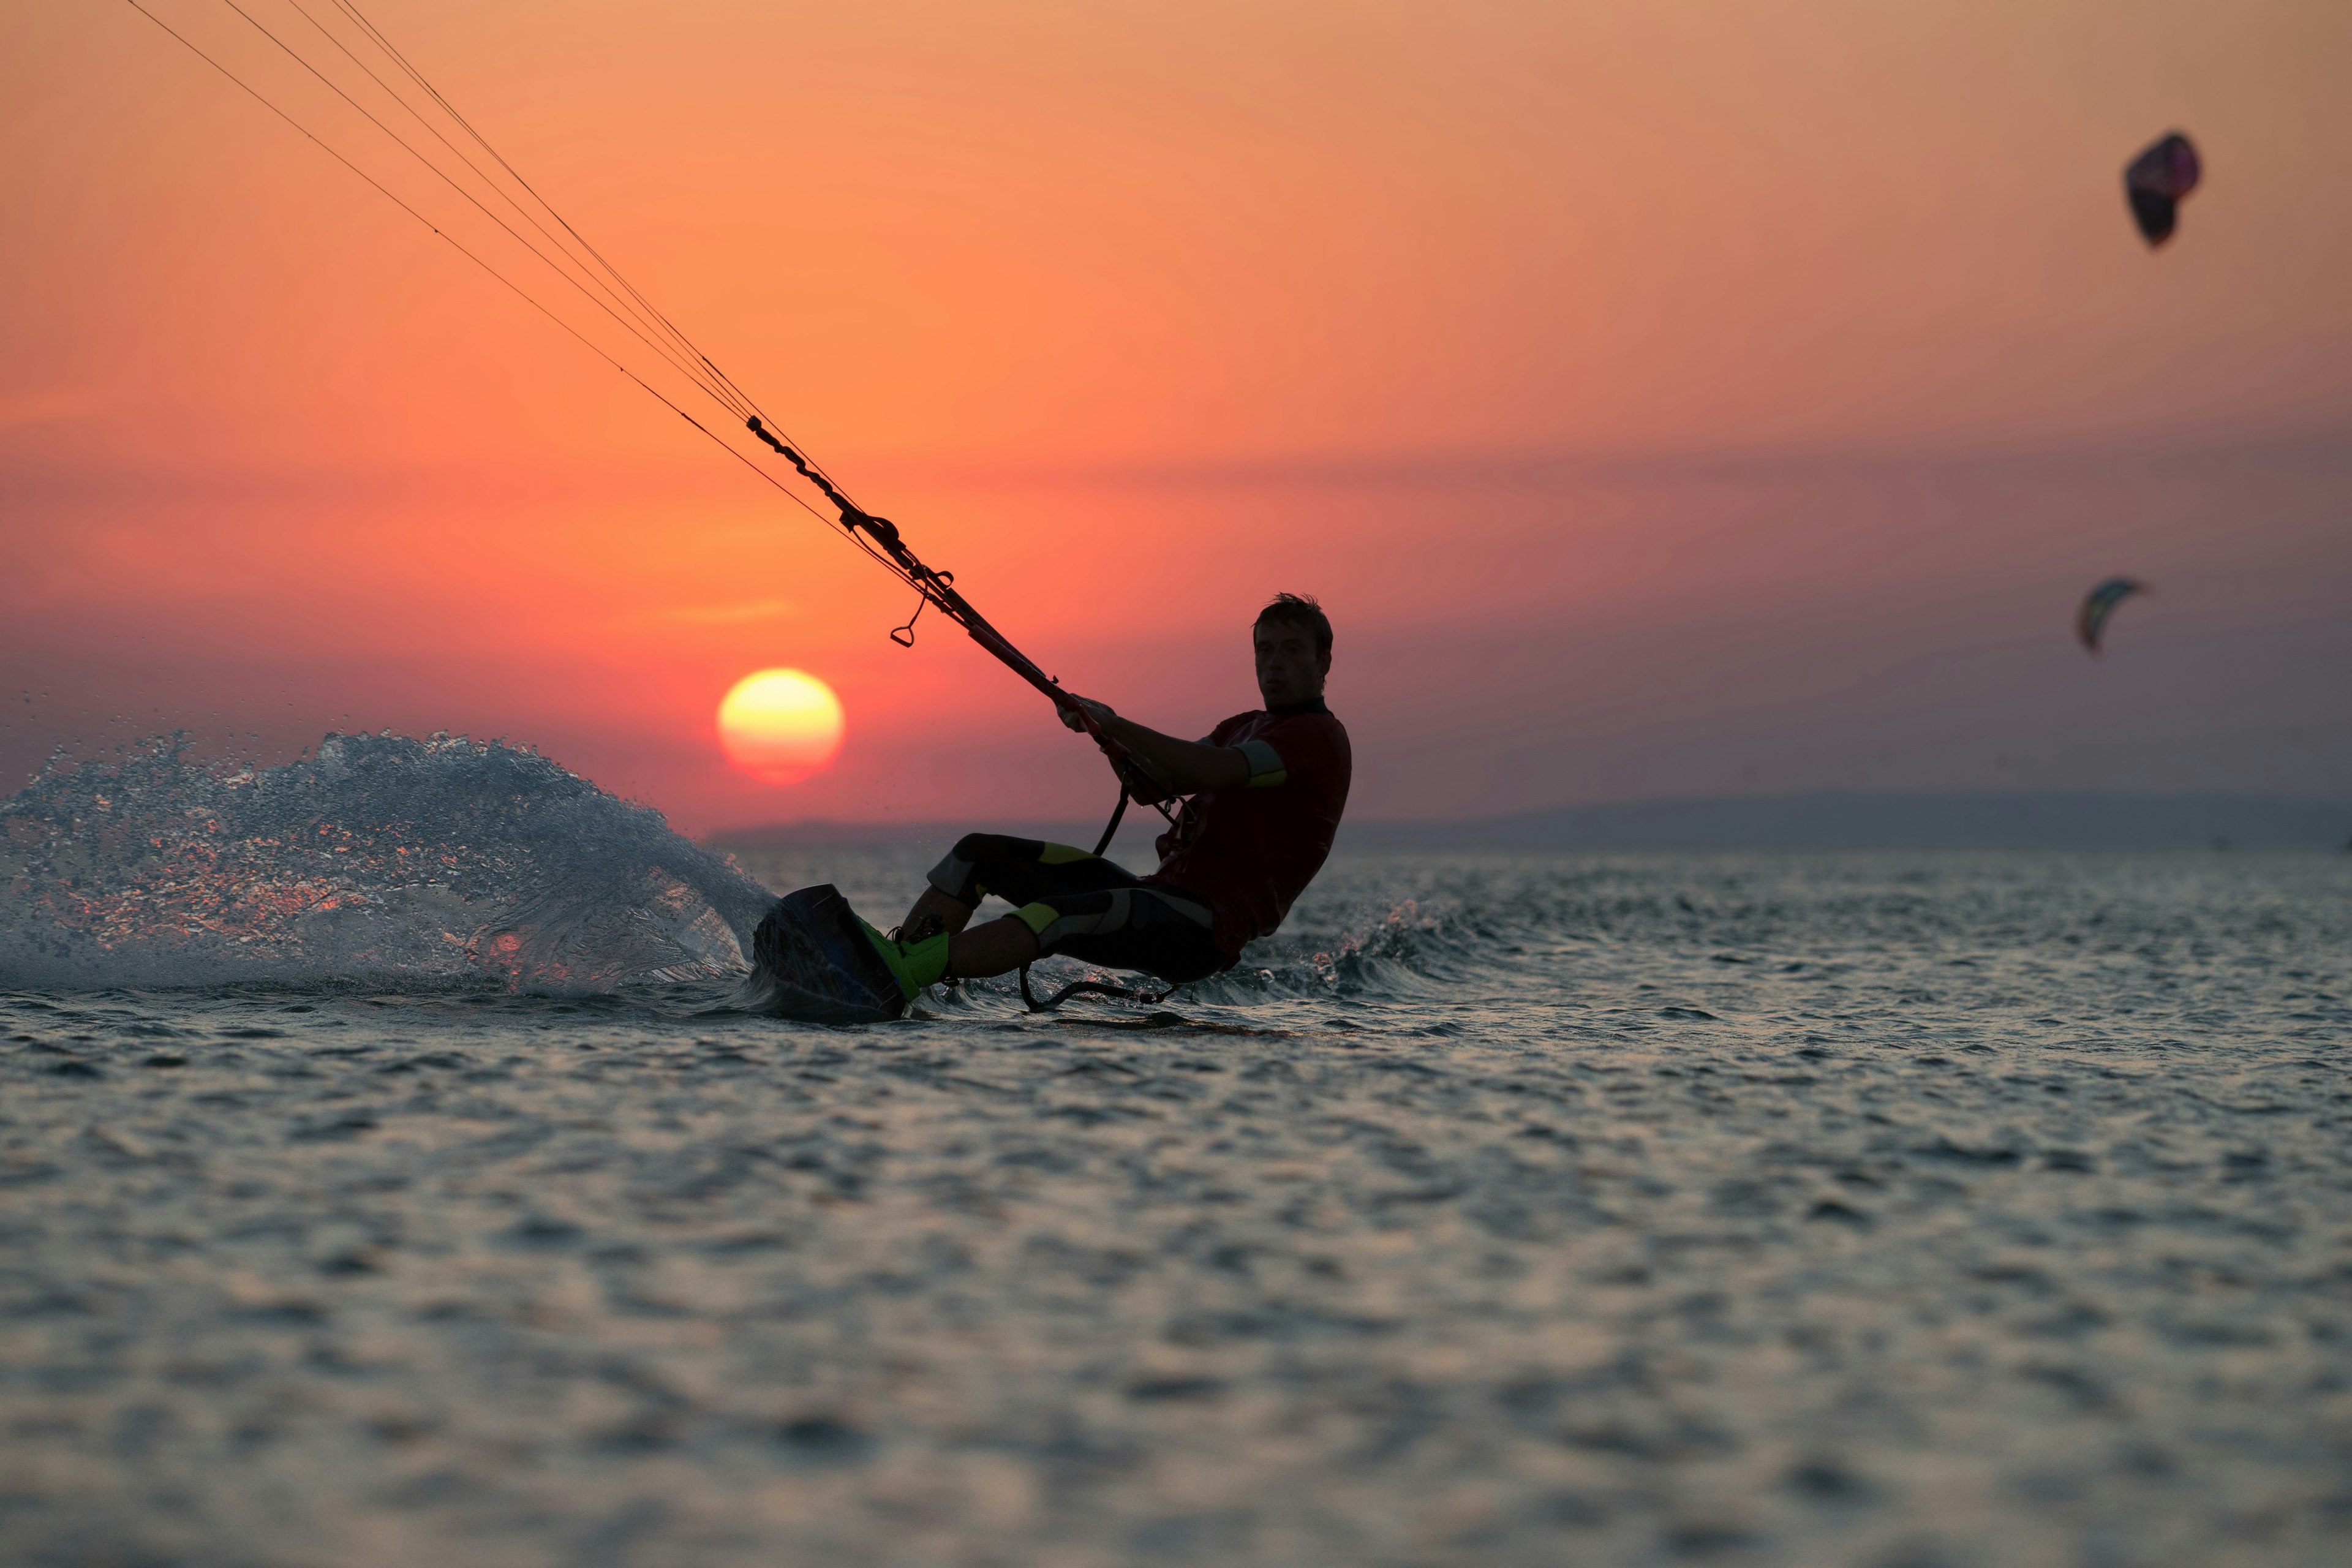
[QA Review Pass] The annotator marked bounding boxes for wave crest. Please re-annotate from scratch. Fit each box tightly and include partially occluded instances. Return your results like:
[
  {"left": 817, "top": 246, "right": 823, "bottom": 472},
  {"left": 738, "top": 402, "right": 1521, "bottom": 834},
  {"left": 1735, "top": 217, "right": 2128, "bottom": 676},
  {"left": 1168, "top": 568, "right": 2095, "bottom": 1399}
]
[{"left": 1, "top": 732, "right": 773, "bottom": 990}]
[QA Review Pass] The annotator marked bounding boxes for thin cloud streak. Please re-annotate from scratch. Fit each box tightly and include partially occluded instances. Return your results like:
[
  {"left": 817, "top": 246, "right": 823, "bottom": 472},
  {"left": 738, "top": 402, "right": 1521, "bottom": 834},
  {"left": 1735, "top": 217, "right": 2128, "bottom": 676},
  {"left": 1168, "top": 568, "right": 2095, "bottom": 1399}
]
[{"left": 895, "top": 421, "right": 2352, "bottom": 495}]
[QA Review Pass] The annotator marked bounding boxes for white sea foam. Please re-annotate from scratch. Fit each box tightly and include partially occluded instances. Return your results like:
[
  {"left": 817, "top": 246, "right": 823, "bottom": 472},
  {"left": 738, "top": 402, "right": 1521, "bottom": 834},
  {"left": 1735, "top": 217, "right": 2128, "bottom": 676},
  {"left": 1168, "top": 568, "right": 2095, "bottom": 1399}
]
[{"left": 0, "top": 731, "right": 772, "bottom": 990}]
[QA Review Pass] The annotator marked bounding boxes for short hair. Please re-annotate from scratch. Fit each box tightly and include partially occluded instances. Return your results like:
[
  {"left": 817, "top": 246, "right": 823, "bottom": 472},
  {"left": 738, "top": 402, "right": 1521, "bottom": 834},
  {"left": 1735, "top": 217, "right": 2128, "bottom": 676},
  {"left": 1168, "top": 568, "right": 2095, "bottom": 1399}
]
[{"left": 1254, "top": 592, "right": 1332, "bottom": 660}]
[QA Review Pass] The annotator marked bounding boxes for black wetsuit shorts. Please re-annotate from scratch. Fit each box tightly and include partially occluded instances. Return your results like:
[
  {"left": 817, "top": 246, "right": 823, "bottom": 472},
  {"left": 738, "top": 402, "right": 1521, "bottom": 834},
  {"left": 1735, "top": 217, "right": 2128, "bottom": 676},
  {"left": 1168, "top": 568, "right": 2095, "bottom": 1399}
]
[{"left": 927, "top": 834, "right": 1227, "bottom": 984}]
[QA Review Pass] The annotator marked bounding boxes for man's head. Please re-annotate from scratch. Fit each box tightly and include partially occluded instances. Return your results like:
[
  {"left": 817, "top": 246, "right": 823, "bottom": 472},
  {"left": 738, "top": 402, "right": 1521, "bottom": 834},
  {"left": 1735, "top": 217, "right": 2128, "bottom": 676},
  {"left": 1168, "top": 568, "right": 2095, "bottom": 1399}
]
[{"left": 1253, "top": 592, "right": 1332, "bottom": 710}]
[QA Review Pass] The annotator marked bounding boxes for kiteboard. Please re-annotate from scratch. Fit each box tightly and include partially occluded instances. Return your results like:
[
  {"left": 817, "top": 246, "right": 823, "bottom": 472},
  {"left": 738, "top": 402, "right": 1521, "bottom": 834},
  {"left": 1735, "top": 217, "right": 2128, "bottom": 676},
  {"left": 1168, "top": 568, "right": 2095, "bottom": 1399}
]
[{"left": 748, "top": 884, "right": 908, "bottom": 1023}]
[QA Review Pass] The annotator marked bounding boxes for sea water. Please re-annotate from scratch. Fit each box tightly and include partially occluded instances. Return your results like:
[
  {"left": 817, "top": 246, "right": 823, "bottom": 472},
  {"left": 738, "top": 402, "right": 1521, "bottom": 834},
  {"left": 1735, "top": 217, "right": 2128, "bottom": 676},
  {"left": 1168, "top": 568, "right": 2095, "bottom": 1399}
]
[{"left": 2, "top": 737, "right": 2348, "bottom": 1567}]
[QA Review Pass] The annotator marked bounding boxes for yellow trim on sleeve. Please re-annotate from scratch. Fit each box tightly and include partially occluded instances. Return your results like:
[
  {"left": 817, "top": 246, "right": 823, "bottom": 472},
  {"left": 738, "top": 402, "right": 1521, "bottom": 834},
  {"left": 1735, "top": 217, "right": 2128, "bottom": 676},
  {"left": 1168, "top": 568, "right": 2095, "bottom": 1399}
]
[{"left": 1238, "top": 737, "right": 1288, "bottom": 788}]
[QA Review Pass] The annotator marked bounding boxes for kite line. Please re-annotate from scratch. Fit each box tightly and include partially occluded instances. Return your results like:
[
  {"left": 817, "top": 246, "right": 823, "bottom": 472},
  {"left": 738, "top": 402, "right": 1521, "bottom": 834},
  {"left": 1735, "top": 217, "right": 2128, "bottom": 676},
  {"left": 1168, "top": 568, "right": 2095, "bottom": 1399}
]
[{"left": 119, "top": 0, "right": 1160, "bottom": 850}]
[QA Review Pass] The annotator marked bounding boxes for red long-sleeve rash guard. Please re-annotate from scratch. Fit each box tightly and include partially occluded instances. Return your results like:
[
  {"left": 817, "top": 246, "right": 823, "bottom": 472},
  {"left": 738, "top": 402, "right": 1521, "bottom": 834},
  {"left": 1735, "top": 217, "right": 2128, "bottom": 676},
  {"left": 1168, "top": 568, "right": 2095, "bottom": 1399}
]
[{"left": 1143, "top": 701, "right": 1351, "bottom": 960}]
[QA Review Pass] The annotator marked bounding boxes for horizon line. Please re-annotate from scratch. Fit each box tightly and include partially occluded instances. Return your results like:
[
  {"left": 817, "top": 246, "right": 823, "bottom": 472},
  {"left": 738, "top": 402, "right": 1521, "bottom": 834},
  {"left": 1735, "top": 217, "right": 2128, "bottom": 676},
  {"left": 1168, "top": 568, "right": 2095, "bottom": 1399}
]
[{"left": 702, "top": 785, "right": 2352, "bottom": 843}]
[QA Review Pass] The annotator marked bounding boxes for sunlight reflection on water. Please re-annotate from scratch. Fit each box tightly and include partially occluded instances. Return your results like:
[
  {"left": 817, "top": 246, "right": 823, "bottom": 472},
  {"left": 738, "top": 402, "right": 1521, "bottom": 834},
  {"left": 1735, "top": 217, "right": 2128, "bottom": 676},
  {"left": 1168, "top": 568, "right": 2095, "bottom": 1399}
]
[{"left": 4, "top": 767, "right": 2350, "bottom": 1564}]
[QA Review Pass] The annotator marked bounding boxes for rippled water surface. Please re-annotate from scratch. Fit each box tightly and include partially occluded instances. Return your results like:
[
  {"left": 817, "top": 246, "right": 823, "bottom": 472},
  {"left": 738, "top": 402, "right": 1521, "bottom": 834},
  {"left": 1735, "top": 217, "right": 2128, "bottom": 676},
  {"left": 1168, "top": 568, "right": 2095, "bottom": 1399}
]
[{"left": 4, "top": 746, "right": 2349, "bottom": 1566}]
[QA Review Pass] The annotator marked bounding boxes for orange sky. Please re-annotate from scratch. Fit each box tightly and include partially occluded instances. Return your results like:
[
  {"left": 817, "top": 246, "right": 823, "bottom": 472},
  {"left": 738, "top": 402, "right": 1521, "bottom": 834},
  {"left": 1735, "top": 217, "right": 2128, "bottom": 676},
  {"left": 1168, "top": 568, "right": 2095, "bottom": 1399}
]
[{"left": 5, "top": 1, "right": 2349, "bottom": 833}]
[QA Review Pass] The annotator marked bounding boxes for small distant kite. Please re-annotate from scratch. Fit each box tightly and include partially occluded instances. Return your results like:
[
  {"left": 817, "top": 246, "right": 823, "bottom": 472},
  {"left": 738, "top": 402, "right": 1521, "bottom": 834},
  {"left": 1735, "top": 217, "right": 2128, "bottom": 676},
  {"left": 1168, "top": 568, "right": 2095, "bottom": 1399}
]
[
  {"left": 2125, "top": 132, "right": 2201, "bottom": 246},
  {"left": 2076, "top": 578, "right": 2147, "bottom": 654}
]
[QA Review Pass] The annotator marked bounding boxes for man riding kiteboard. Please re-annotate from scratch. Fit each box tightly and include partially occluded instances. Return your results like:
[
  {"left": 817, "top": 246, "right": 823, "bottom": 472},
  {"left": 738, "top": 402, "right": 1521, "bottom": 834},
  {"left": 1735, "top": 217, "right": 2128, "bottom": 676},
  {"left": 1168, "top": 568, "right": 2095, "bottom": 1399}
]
[
  {"left": 753, "top": 593, "right": 1349, "bottom": 1017},
  {"left": 125, "top": 0, "right": 1338, "bottom": 1020}
]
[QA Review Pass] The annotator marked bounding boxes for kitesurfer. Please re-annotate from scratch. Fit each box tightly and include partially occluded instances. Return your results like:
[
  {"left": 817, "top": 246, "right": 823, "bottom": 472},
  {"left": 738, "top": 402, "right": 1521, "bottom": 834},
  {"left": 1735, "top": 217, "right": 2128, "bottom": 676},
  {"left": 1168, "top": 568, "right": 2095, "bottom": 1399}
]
[{"left": 857, "top": 593, "right": 1351, "bottom": 999}]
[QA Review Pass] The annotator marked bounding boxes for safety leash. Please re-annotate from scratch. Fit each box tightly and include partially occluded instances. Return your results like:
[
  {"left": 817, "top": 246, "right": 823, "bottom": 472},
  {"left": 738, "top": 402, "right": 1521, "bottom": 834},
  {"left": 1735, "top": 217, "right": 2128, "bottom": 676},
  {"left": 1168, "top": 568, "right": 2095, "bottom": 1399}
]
[{"left": 1019, "top": 965, "right": 1175, "bottom": 1013}]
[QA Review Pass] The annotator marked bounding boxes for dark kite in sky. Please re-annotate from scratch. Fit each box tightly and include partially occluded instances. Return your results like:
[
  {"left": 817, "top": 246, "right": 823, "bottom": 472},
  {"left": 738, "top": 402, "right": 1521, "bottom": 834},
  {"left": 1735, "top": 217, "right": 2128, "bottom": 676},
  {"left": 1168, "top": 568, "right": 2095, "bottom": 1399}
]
[
  {"left": 2125, "top": 132, "right": 2201, "bottom": 246},
  {"left": 2076, "top": 578, "right": 2147, "bottom": 654}
]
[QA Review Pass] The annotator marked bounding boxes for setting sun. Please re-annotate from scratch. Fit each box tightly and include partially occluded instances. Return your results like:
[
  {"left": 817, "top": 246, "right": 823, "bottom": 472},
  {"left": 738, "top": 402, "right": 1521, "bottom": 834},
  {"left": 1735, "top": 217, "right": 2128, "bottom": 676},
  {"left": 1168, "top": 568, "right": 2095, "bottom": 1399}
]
[{"left": 716, "top": 669, "right": 845, "bottom": 785}]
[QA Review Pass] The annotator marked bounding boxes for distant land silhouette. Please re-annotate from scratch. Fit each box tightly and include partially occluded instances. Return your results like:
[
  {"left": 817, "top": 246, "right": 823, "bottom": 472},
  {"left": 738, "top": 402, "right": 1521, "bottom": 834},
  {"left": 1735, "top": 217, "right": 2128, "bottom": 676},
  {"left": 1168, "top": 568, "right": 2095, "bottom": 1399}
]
[
  {"left": 1336, "top": 793, "right": 2352, "bottom": 851},
  {"left": 710, "top": 792, "right": 2352, "bottom": 854}
]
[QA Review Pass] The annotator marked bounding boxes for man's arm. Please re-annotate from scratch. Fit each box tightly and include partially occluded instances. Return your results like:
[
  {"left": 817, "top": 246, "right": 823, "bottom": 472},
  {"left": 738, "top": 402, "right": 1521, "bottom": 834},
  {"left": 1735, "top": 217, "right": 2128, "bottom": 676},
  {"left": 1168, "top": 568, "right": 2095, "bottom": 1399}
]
[{"left": 1063, "top": 698, "right": 1249, "bottom": 796}]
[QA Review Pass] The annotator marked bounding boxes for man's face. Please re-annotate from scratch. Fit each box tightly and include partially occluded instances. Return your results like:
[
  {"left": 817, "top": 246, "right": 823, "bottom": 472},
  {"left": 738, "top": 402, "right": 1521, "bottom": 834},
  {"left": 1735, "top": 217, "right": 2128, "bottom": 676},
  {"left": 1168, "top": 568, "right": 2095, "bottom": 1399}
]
[{"left": 1254, "top": 617, "right": 1329, "bottom": 709}]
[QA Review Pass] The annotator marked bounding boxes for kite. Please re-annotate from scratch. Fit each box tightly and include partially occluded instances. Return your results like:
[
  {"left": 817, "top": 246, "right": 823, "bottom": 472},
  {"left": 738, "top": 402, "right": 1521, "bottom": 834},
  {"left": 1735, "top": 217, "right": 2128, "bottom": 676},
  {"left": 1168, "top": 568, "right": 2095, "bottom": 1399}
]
[
  {"left": 2076, "top": 578, "right": 2146, "bottom": 654},
  {"left": 2125, "top": 132, "right": 2201, "bottom": 246}
]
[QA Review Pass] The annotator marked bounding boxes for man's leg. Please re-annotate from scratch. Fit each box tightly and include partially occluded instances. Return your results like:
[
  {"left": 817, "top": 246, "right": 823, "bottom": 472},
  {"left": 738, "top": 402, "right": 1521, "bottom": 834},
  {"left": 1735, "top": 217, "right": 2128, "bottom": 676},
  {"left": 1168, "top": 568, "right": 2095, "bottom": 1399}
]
[
  {"left": 899, "top": 834, "right": 1131, "bottom": 938},
  {"left": 897, "top": 886, "right": 974, "bottom": 943},
  {"left": 945, "top": 914, "right": 1041, "bottom": 979},
  {"left": 897, "top": 833, "right": 1019, "bottom": 940},
  {"left": 1033, "top": 888, "right": 1226, "bottom": 985},
  {"left": 892, "top": 886, "right": 1223, "bottom": 986},
  {"left": 899, "top": 832, "right": 1021, "bottom": 937},
  {"left": 871, "top": 835, "right": 1137, "bottom": 993},
  {"left": 935, "top": 887, "right": 1224, "bottom": 985}
]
